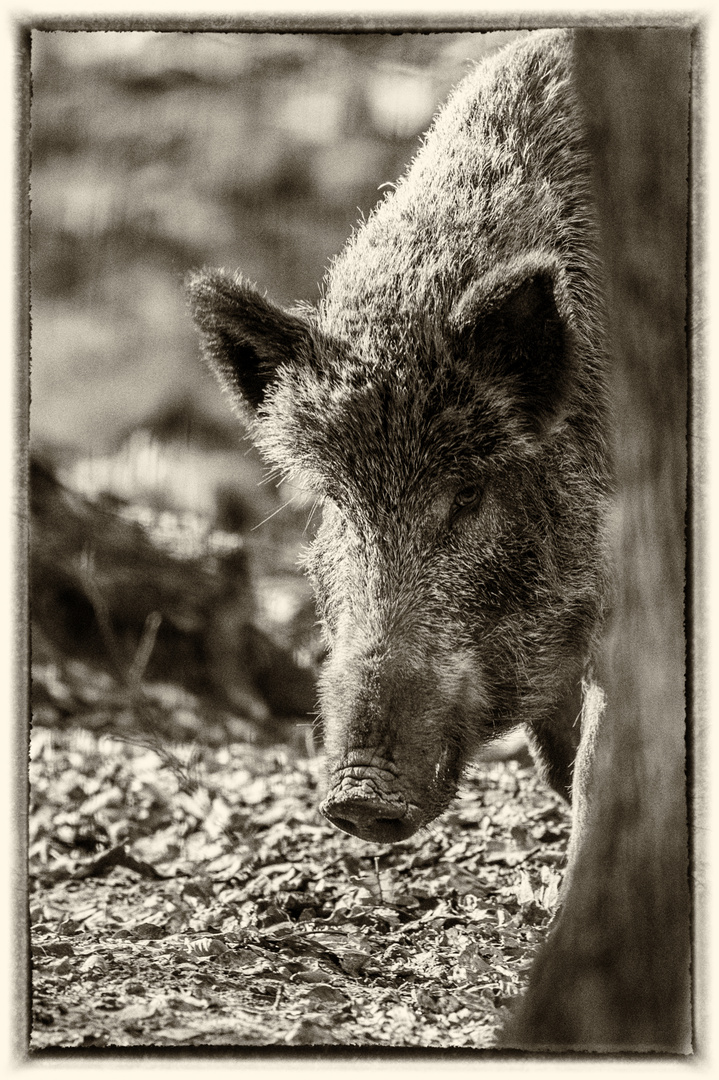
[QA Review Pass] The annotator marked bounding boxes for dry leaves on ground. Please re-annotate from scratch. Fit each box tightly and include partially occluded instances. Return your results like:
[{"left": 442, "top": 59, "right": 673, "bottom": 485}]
[{"left": 30, "top": 725, "right": 569, "bottom": 1049}]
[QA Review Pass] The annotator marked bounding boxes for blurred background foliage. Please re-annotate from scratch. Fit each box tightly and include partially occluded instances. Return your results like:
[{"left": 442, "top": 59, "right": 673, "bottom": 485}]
[
  {"left": 29, "top": 29, "right": 523, "bottom": 744},
  {"left": 30, "top": 28, "right": 523, "bottom": 459}
]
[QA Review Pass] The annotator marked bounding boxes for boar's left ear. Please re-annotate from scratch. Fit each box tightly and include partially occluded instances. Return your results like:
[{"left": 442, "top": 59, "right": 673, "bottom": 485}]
[
  {"left": 186, "top": 268, "right": 315, "bottom": 411},
  {"left": 450, "top": 256, "right": 574, "bottom": 436}
]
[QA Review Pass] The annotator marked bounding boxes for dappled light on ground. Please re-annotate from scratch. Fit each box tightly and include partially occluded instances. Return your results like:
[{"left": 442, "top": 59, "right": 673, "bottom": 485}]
[{"left": 30, "top": 729, "right": 568, "bottom": 1048}]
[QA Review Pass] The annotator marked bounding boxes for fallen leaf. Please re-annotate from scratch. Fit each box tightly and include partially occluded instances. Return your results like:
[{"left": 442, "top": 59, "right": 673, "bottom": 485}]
[
  {"left": 304, "top": 984, "right": 347, "bottom": 1005},
  {"left": 79, "top": 954, "right": 108, "bottom": 974},
  {"left": 285, "top": 1019, "right": 341, "bottom": 1045},
  {"left": 386, "top": 1004, "right": 416, "bottom": 1026},
  {"left": 156, "top": 1026, "right": 201, "bottom": 1042},
  {"left": 515, "top": 871, "right": 535, "bottom": 905},
  {"left": 132, "top": 922, "right": 167, "bottom": 940},
  {"left": 456, "top": 944, "right": 491, "bottom": 975},
  {"left": 167, "top": 994, "right": 209, "bottom": 1011},
  {"left": 292, "top": 969, "right": 338, "bottom": 985},
  {"left": 35, "top": 942, "right": 74, "bottom": 958},
  {"left": 187, "top": 937, "right": 228, "bottom": 956},
  {"left": 48, "top": 958, "right": 72, "bottom": 975},
  {"left": 444, "top": 865, "right": 486, "bottom": 896},
  {"left": 485, "top": 846, "right": 538, "bottom": 867},
  {"left": 117, "top": 1000, "right": 160, "bottom": 1021},
  {"left": 338, "top": 951, "right": 376, "bottom": 977}
]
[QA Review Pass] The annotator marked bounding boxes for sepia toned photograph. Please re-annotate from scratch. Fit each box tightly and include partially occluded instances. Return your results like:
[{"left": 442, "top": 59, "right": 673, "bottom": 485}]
[{"left": 24, "top": 14, "right": 695, "bottom": 1058}]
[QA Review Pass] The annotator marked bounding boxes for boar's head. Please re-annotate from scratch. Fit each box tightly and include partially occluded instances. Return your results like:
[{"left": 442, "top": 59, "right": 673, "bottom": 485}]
[{"left": 187, "top": 251, "right": 608, "bottom": 843}]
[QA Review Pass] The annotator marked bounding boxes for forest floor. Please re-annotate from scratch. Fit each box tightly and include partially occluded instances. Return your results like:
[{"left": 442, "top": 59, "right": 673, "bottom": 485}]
[
  {"left": 30, "top": 447, "right": 571, "bottom": 1052},
  {"left": 29, "top": 703, "right": 570, "bottom": 1050}
]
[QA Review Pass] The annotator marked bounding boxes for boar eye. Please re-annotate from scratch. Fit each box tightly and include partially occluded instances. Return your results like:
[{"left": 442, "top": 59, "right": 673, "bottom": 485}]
[{"left": 453, "top": 484, "right": 482, "bottom": 512}]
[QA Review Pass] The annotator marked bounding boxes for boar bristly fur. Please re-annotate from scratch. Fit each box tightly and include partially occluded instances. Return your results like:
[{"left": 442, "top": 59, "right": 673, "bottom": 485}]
[{"left": 187, "top": 29, "right": 611, "bottom": 844}]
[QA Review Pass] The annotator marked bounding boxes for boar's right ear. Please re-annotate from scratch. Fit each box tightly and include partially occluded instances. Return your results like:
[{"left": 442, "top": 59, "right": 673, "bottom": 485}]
[
  {"left": 186, "top": 268, "right": 315, "bottom": 411},
  {"left": 451, "top": 256, "right": 574, "bottom": 436}
]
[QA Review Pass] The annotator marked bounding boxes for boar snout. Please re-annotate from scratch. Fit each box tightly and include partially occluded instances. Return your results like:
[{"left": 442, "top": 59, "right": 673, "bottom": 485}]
[
  {"left": 321, "top": 795, "right": 415, "bottom": 844},
  {"left": 320, "top": 758, "right": 419, "bottom": 843}
]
